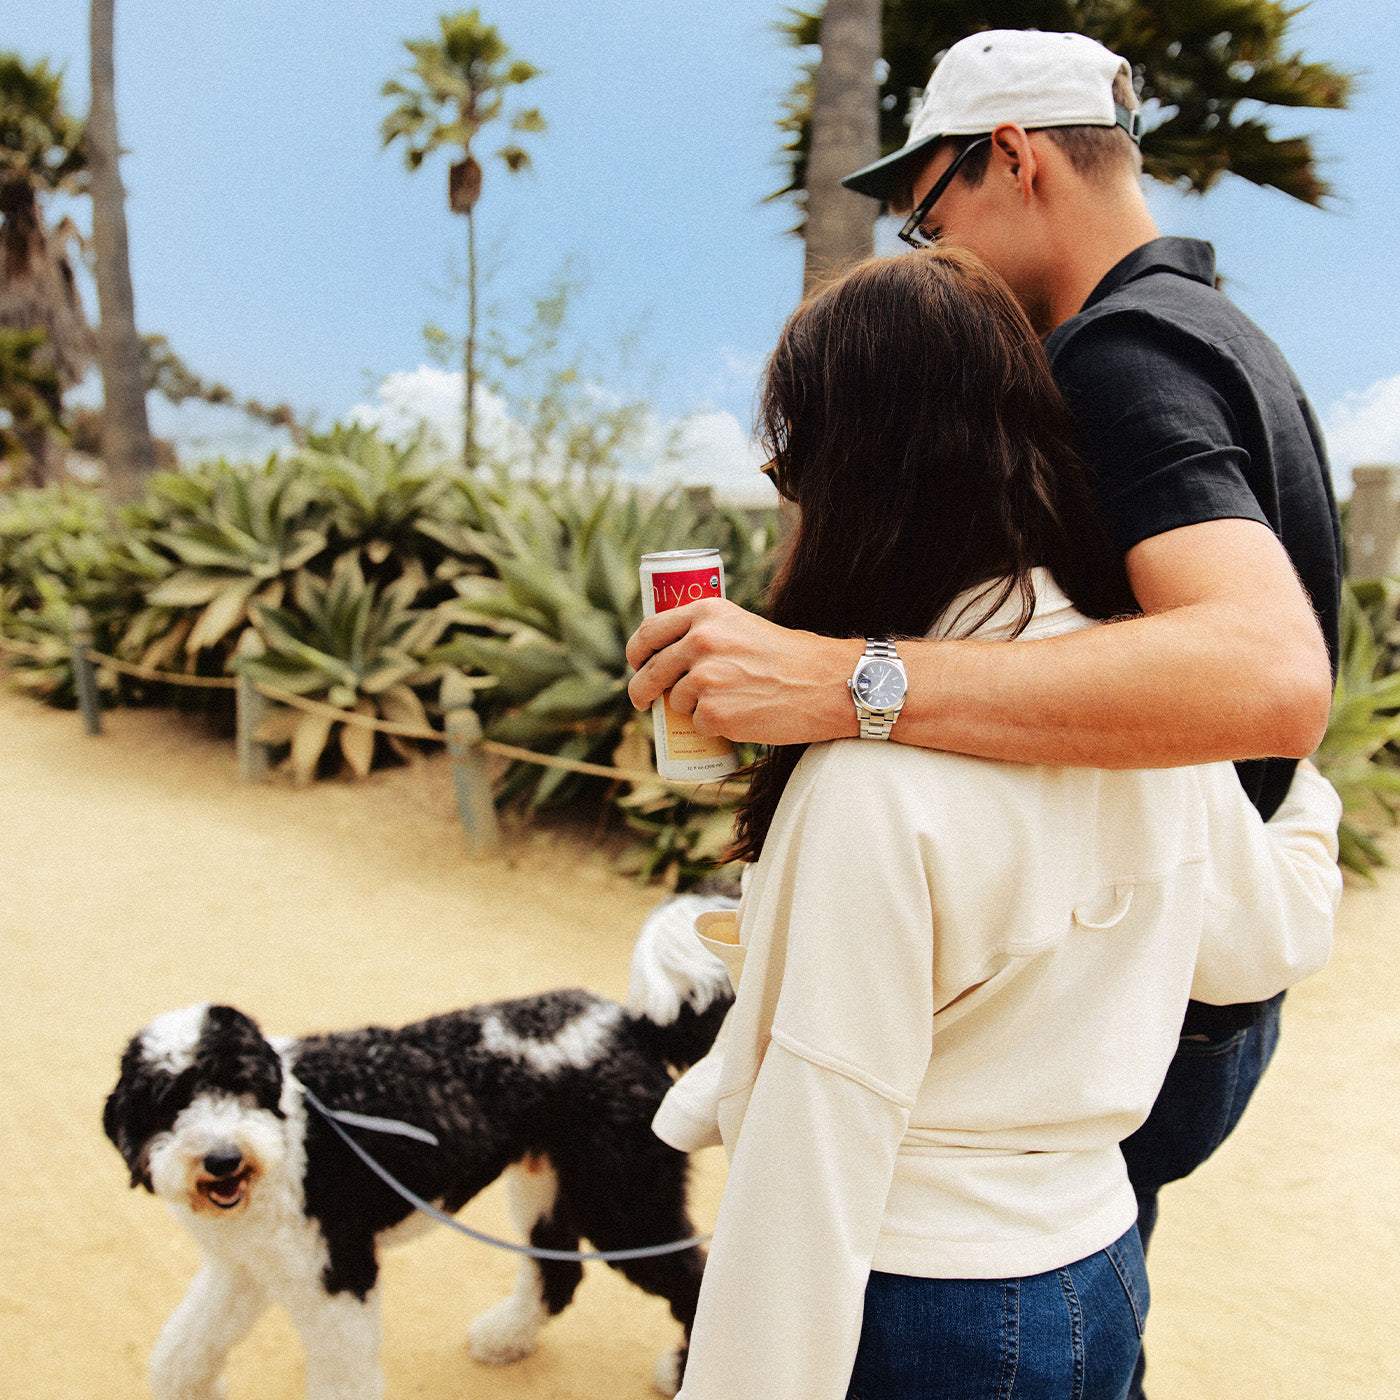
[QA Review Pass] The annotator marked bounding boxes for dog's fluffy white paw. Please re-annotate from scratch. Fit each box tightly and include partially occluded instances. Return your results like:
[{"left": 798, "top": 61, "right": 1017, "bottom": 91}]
[
  {"left": 468, "top": 1294, "right": 547, "bottom": 1366},
  {"left": 652, "top": 1347, "right": 683, "bottom": 1397}
]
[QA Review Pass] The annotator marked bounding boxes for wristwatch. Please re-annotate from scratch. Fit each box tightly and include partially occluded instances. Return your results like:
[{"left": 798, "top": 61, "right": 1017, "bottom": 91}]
[{"left": 848, "top": 638, "right": 907, "bottom": 739}]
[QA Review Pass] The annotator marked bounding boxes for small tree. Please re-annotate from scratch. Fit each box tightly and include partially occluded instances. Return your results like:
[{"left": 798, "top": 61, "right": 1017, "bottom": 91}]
[
  {"left": 0, "top": 328, "right": 66, "bottom": 484},
  {"left": 382, "top": 9, "right": 545, "bottom": 472}
]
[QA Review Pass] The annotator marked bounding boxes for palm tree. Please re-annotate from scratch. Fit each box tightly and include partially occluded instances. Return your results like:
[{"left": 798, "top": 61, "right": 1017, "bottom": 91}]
[
  {"left": 0, "top": 52, "right": 92, "bottom": 486},
  {"left": 88, "top": 0, "right": 157, "bottom": 500},
  {"left": 798, "top": 0, "right": 882, "bottom": 292},
  {"left": 382, "top": 10, "right": 545, "bottom": 471},
  {"left": 0, "top": 328, "right": 66, "bottom": 485},
  {"left": 778, "top": 0, "right": 1352, "bottom": 254}
]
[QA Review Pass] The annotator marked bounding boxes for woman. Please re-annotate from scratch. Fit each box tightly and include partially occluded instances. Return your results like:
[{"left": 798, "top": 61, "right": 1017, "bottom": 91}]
[{"left": 658, "top": 249, "right": 1341, "bottom": 1400}]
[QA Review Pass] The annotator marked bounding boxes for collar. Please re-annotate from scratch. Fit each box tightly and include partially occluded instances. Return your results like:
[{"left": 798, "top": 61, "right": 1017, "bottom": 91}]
[
  {"left": 1078, "top": 236, "right": 1217, "bottom": 315},
  {"left": 929, "top": 567, "right": 1098, "bottom": 642}
]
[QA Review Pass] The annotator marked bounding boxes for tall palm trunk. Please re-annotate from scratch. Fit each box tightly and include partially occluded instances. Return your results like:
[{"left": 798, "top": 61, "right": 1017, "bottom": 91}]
[
  {"left": 88, "top": 0, "right": 156, "bottom": 499},
  {"left": 802, "top": 0, "right": 881, "bottom": 294}
]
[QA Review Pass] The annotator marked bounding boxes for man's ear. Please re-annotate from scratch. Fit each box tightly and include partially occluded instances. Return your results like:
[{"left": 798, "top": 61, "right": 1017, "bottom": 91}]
[{"left": 990, "top": 123, "right": 1038, "bottom": 199}]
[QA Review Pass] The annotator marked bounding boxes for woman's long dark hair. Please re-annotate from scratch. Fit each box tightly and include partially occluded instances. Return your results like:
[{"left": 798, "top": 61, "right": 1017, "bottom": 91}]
[{"left": 730, "top": 247, "right": 1135, "bottom": 862}]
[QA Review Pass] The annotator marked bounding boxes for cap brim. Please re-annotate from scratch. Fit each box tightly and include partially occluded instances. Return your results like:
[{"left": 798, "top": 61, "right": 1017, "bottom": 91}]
[{"left": 840, "top": 133, "right": 943, "bottom": 203}]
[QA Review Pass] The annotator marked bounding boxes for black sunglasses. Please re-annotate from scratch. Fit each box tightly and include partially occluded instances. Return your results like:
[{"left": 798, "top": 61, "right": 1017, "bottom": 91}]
[
  {"left": 759, "top": 456, "right": 791, "bottom": 500},
  {"left": 898, "top": 135, "right": 992, "bottom": 250}
]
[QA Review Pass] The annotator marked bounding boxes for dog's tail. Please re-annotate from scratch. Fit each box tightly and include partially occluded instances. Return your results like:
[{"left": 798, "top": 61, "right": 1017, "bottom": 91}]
[{"left": 625, "top": 893, "right": 738, "bottom": 1072}]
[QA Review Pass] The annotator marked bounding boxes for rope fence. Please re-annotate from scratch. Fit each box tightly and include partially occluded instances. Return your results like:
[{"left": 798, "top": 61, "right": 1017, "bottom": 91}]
[
  {"left": 474, "top": 738, "right": 669, "bottom": 787},
  {"left": 0, "top": 617, "right": 727, "bottom": 853},
  {"left": 86, "top": 647, "right": 239, "bottom": 690},
  {"left": 252, "top": 683, "right": 442, "bottom": 740}
]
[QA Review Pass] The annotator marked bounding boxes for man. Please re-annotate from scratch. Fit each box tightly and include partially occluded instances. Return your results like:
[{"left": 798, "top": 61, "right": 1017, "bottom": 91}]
[{"left": 626, "top": 29, "right": 1342, "bottom": 1396}]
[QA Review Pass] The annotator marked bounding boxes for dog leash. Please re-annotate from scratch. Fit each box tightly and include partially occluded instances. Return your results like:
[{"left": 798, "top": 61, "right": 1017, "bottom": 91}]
[{"left": 301, "top": 1085, "right": 712, "bottom": 1263}]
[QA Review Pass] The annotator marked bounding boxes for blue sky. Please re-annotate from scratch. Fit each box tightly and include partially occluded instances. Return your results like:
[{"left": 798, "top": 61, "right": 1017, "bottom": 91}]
[{"left": 10, "top": 0, "right": 1399, "bottom": 491}]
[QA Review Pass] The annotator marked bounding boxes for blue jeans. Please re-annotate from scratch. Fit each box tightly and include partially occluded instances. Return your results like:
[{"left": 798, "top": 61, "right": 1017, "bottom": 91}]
[
  {"left": 844, "top": 1228, "right": 1148, "bottom": 1400},
  {"left": 1119, "top": 992, "right": 1285, "bottom": 1399}
]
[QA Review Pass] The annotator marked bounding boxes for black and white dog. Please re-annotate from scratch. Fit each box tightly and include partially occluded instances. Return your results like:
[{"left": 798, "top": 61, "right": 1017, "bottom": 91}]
[{"left": 103, "top": 895, "right": 735, "bottom": 1400}]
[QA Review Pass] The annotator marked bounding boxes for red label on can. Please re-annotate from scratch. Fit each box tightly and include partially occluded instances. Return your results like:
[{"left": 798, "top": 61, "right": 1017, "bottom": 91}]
[{"left": 651, "top": 565, "right": 722, "bottom": 614}]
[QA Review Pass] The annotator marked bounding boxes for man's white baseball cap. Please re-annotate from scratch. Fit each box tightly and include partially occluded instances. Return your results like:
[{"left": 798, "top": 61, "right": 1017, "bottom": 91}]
[{"left": 842, "top": 29, "right": 1141, "bottom": 202}]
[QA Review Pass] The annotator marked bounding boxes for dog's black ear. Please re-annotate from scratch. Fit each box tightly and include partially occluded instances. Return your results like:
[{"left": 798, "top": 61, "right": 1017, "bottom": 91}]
[
  {"left": 200, "top": 1005, "right": 285, "bottom": 1116},
  {"left": 103, "top": 1041, "right": 156, "bottom": 1191}
]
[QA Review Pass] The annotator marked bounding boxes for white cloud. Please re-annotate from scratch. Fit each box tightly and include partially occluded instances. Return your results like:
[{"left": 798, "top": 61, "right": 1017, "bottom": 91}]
[
  {"left": 350, "top": 365, "right": 464, "bottom": 458},
  {"left": 349, "top": 365, "right": 528, "bottom": 467},
  {"left": 656, "top": 408, "right": 775, "bottom": 504},
  {"left": 1324, "top": 373, "right": 1400, "bottom": 488},
  {"left": 348, "top": 365, "right": 778, "bottom": 504}
]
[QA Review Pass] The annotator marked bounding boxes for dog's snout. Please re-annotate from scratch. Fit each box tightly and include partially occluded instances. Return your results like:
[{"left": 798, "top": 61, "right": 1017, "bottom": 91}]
[{"left": 202, "top": 1148, "right": 244, "bottom": 1178}]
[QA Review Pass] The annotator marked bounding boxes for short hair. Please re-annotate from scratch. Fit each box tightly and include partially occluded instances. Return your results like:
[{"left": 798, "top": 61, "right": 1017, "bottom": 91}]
[{"left": 1041, "top": 68, "right": 1143, "bottom": 181}]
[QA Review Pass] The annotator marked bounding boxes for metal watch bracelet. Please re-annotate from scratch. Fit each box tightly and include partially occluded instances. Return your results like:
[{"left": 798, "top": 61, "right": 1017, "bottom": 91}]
[{"left": 855, "top": 638, "right": 904, "bottom": 740}]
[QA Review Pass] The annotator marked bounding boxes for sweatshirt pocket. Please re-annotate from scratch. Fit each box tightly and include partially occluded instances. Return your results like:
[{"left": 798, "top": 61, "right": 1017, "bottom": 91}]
[
  {"left": 1073, "top": 884, "right": 1134, "bottom": 930},
  {"left": 698, "top": 920, "right": 747, "bottom": 991}
]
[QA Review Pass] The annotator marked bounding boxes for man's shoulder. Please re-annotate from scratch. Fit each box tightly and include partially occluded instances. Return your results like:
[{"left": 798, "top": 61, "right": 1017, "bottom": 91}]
[{"left": 1047, "top": 239, "right": 1276, "bottom": 375}]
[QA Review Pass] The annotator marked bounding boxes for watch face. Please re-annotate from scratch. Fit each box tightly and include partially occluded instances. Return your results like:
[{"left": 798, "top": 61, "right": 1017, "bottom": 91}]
[{"left": 855, "top": 659, "right": 905, "bottom": 709}]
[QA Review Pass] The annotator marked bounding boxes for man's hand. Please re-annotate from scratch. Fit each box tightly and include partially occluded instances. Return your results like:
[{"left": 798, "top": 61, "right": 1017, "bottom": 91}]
[{"left": 625, "top": 598, "right": 864, "bottom": 746}]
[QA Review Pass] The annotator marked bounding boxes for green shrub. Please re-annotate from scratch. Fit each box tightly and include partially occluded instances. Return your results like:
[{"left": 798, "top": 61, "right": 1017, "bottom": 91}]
[
  {"left": 427, "top": 471, "right": 776, "bottom": 817},
  {"left": 22, "top": 455, "right": 1400, "bottom": 891},
  {"left": 1315, "top": 579, "right": 1400, "bottom": 876},
  {"left": 120, "top": 456, "right": 327, "bottom": 676},
  {"left": 235, "top": 552, "right": 455, "bottom": 783},
  {"left": 292, "top": 422, "right": 463, "bottom": 571},
  {"left": 0, "top": 485, "right": 162, "bottom": 701},
  {"left": 0, "top": 442, "right": 779, "bottom": 885}
]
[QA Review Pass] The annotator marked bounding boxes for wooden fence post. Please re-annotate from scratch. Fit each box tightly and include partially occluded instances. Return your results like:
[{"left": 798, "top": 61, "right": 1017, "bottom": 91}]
[
  {"left": 69, "top": 606, "right": 102, "bottom": 736},
  {"left": 1346, "top": 464, "right": 1400, "bottom": 579},
  {"left": 443, "top": 690, "right": 500, "bottom": 854},
  {"left": 235, "top": 630, "right": 271, "bottom": 782}
]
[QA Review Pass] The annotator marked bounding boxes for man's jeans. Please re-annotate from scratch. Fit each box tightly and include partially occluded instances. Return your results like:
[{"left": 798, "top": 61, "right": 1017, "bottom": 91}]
[
  {"left": 1119, "top": 992, "right": 1285, "bottom": 1399},
  {"left": 845, "top": 1228, "right": 1148, "bottom": 1400}
]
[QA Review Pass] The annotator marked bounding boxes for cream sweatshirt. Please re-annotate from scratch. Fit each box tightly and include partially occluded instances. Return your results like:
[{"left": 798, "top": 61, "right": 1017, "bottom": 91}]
[{"left": 663, "top": 570, "right": 1342, "bottom": 1400}]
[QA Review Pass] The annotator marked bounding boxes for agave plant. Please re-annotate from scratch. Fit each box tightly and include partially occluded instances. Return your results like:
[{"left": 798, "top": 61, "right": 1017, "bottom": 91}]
[
  {"left": 292, "top": 422, "right": 459, "bottom": 568},
  {"left": 122, "top": 457, "right": 329, "bottom": 671},
  {"left": 427, "top": 475, "right": 778, "bottom": 816},
  {"left": 608, "top": 715, "right": 758, "bottom": 888},
  {"left": 1315, "top": 579, "right": 1400, "bottom": 875},
  {"left": 0, "top": 577, "right": 101, "bottom": 702},
  {"left": 234, "top": 552, "right": 454, "bottom": 783},
  {"left": 0, "top": 485, "right": 162, "bottom": 701}
]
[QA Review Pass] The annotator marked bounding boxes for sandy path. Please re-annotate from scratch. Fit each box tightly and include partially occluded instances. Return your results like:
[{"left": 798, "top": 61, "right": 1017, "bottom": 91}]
[{"left": 0, "top": 687, "right": 1395, "bottom": 1398}]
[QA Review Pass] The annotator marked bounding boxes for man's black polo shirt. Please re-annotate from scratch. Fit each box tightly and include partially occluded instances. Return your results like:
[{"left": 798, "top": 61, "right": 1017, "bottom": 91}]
[{"left": 1045, "top": 236, "right": 1342, "bottom": 825}]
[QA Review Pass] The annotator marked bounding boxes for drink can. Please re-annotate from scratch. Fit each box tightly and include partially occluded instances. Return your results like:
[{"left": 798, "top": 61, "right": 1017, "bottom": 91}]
[{"left": 640, "top": 549, "right": 740, "bottom": 782}]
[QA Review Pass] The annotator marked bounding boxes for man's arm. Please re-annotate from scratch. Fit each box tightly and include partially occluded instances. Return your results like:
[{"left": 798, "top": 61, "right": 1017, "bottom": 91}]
[{"left": 625, "top": 517, "right": 1333, "bottom": 768}]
